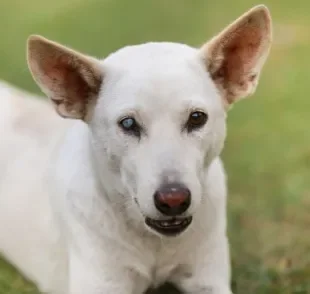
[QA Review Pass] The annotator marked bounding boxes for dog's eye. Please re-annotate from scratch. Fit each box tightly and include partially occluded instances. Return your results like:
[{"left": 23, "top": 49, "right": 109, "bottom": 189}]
[
  {"left": 186, "top": 111, "right": 208, "bottom": 132},
  {"left": 119, "top": 117, "right": 141, "bottom": 137}
]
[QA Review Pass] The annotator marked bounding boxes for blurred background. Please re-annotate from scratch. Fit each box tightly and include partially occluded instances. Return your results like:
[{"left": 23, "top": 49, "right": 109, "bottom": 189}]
[{"left": 0, "top": 0, "right": 309, "bottom": 293}]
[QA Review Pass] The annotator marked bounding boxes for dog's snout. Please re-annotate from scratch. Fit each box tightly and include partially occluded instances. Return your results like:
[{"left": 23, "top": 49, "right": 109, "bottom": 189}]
[{"left": 154, "top": 183, "right": 191, "bottom": 216}]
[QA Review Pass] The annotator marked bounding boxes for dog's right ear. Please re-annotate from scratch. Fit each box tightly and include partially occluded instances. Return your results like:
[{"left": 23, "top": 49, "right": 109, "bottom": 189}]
[{"left": 27, "top": 35, "right": 103, "bottom": 121}]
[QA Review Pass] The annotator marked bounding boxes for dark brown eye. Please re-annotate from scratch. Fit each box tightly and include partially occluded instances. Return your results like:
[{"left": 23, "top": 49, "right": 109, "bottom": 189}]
[{"left": 186, "top": 111, "right": 208, "bottom": 132}]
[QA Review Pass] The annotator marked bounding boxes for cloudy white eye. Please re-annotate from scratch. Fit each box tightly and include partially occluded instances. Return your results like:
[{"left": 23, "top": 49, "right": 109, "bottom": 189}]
[
  {"left": 120, "top": 117, "right": 135, "bottom": 129},
  {"left": 186, "top": 111, "right": 208, "bottom": 132},
  {"left": 119, "top": 117, "right": 141, "bottom": 137}
]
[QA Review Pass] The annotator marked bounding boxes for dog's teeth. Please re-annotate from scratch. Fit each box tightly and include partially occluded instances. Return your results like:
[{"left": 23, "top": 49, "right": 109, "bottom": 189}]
[
  {"left": 173, "top": 220, "right": 182, "bottom": 225},
  {"left": 161, "top": 221, "right": 170, "bottom": 227},
  {"left": 153, "top": 218, "right": 189, "bottom": 228},
  {"left": 159, "top": 220, "right": 183, "bottom": 227}
]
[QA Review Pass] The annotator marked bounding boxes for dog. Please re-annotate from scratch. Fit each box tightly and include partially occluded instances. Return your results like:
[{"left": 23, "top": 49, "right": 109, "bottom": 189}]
[{"left": 0, "top": 5, "right": 272, "bottom": 294}]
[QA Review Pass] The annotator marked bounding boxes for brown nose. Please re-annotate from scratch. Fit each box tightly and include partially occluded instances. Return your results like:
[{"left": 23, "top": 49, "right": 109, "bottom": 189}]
[{"left": 154, "top": 183, "right": 191, "bottom": 216}]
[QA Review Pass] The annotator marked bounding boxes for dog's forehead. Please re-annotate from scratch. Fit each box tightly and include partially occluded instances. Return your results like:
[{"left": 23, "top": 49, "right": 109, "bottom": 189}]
[
  {"left": 102, "top": 42, "right": 209, "bottom": 89},
  {"left": 103, "top": 42, "right": 198, "bottom": 68},
  {"left": 99, "top": 42, "right": 223, "bottom": 116}
]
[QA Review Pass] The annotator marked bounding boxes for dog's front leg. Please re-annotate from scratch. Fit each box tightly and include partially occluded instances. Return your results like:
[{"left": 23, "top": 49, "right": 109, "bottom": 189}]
[
  {"left": 172, "top": 236, "right": 232, "bottom": 294},
  {"left": 175, "top": 275, "right": 232, "bottom": 294},
  {"left": 181, "top": 285, "right": 232, "bottom": 294}
]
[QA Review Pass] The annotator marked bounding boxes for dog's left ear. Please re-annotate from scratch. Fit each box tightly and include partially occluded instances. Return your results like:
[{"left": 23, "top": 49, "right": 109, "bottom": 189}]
[
  {"left": 201, "top": 5, "right": 272, "bottom": 107},
  {"left": 27, "top": 35, "right": 102, "bottom": 121}
]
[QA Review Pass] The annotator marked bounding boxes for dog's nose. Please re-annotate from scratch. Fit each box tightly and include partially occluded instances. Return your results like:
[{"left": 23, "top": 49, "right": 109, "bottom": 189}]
[{"left": 154, "top": 183, "right": 191, "bottom": 216}]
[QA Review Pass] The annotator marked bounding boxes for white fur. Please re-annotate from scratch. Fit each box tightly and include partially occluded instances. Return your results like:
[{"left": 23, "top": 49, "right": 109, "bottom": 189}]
[
  {"left": 0, "top": 6, "right": 272, "bottom": 294},
  {"left": 0, "top": 44, "right": 231, "bottom": 294}
]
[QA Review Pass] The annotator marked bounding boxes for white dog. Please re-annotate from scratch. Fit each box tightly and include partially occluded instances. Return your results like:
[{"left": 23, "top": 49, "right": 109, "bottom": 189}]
[{"left": 0, "top": 5, "right": 272, "bottom": 294}]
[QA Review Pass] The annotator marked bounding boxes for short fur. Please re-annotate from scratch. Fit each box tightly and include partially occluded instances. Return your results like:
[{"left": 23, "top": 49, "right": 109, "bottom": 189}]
[{"left": 0, "top": 5, "right": 272, "bottom": 294}]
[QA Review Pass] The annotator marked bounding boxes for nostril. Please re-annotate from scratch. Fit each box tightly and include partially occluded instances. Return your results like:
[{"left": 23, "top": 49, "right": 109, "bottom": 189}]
[{"left": 154, "top": 183, "right": 191, "bottom": 216}]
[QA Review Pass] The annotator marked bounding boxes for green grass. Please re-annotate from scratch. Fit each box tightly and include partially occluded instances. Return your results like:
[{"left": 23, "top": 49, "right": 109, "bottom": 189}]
[{"left": 0, "top": 0, "right": 309, "bottom": 293}]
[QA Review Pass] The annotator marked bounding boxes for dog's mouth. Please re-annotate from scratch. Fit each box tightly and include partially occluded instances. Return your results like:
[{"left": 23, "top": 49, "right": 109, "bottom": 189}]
[{"left": 145, "top": 216, "right": 192, "bottom": 237}]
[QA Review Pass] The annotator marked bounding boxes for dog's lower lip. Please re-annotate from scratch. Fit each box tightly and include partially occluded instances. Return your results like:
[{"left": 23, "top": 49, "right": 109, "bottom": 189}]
[{"left": 145, "top": 216, "right": 192, "bottom": 236}]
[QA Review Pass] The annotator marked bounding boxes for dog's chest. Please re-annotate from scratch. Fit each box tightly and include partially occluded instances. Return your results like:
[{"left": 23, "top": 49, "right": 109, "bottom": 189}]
[
  {"left": 152, "top": 259, "right": 176, "bottom": 287},
  {"left": 147, "top": 241, "right": 187, "bottom": 287}
]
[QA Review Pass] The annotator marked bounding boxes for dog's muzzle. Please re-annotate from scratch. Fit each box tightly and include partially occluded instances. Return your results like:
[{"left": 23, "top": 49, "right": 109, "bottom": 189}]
[{"left": 145, "top": 216, "right": 192, "bottom": 236}]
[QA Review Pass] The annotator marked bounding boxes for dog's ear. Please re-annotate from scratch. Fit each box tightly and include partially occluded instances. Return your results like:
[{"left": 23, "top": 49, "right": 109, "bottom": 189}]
[
  {"left": 27, "top": 35, "right": 102, "bottom": 120},
  {"left": 201, "top": 5, "right": 272, "bottom": 107}
]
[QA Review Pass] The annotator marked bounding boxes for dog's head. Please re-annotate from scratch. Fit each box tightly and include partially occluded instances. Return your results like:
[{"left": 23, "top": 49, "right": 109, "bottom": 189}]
[{"left": 27, "top": 6, "right": 272, "bottom": 237}]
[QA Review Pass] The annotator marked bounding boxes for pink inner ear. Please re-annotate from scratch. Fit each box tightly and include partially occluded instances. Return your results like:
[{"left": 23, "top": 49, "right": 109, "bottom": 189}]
[
  {"left": 37, "top": 54, "right": 98, "bottom": 118},
  {"left": 40, "top": 55, "right": 92, "bottom": 104},
  {"left": 222, "top": 24, "right": 263, "bottom": 87},
  {"left": 206, "top": 7, "right": 271, "bottom": 105}
]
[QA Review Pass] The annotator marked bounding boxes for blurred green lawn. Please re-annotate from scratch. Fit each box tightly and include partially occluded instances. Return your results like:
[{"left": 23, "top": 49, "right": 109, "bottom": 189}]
[{"left": 0, "top": 0, "right": 309, "bottom": 293}]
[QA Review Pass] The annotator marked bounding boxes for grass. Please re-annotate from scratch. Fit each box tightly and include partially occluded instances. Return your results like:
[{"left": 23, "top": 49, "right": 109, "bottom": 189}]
[{"left": 0, "top": 0, "right": 309, "bottom": 293}]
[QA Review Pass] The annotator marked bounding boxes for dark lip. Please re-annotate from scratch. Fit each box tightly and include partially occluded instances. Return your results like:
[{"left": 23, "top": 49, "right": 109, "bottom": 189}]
[{"left": 145, "top": 216, "right": 192, "bottom": 237}]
